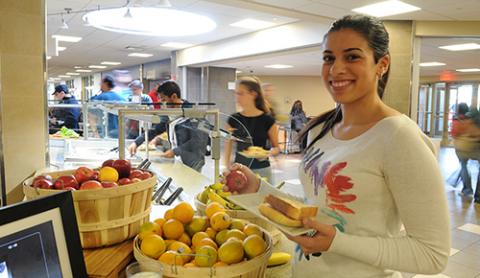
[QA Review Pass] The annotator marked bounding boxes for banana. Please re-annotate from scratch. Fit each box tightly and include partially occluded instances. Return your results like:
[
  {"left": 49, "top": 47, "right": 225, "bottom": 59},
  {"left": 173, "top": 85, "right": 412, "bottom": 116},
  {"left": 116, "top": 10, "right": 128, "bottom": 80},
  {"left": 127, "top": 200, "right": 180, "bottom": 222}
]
[
  {"left": 208, "top": 190, "right": 235, "bottom": 209},
  {"left": 258, "top": 203, "right": 302, "bottom": 227},
  {"left": 268, "top": 252, "right": 292, "bottom": 267},
  {"left": 217, "top": 190, "right": 231, "bottom": 198},
  {"left": 211, "top": 182, "right": 224, "bottom": 191}
]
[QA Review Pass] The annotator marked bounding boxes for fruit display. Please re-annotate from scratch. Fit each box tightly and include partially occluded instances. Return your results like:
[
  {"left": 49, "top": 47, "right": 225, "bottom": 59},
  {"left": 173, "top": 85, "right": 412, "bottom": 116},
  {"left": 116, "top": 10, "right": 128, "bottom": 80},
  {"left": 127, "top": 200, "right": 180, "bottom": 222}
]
[
  {"left": 258, "top": 194, "right": 318, "bottom": 227},
  {"left": 197, "top": 177, "right": 244, "bottom": 211},
  {"left": 29, "top": 159, "right": 152, "bottom": 191},
  {"left": 136, "top": 201, "right": 271, "bottom": 270}
]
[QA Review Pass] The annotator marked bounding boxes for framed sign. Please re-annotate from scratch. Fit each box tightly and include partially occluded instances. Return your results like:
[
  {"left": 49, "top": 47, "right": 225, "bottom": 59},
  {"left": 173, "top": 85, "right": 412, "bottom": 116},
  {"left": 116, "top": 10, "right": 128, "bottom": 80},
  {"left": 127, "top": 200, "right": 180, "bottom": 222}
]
[{"left": 0, "top": 191, "right": 87, "bottom": 277}]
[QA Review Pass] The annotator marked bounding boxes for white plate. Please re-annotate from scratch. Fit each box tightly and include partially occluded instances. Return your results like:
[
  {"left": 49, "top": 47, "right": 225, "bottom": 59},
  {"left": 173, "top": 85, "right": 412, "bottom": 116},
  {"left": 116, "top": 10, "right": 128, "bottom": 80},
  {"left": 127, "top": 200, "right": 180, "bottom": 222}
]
[{"left": 227, "top": 184, "right": 337, "bottom": 236}]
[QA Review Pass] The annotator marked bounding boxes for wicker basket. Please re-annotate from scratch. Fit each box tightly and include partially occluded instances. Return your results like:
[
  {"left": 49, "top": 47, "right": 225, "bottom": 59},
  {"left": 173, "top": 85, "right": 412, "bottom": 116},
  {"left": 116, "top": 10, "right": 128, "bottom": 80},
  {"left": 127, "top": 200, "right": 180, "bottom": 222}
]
[
  {"left": 194, "top": 194, "right": 281, "bottom": 245},
  {"left": 23, "top": 169, "right": 156, "bottom": 249},
  {"left": 133, "top": 226, "right": 273, "bottom": 278}
]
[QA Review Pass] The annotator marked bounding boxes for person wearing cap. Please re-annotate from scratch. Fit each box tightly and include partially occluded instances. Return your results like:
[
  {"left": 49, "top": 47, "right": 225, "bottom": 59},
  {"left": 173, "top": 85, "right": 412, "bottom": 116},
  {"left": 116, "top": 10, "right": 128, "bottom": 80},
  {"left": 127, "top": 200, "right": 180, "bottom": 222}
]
[
  {"left": 89, "top": 75, "right": 126, "bottom": 138},
  {"left": 49, "top": 84, "right": 81, "bottom": 133},
  {"left": 126, "top": 80, "right": 152, "bottom": 138}
]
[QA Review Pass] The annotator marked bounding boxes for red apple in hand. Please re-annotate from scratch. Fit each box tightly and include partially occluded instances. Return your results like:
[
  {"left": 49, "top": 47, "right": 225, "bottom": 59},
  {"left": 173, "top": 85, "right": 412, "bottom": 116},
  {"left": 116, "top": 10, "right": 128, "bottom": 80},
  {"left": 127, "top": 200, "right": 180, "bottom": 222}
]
[
  {"left": 112, "top": 159, "right": 132, "bottom": 179},
  {"left": 102, "top": 159, "right": 115, "bottom": 168},
  {"left": 225, "top": 170, "right": 248, "bottom": 192},
  {"left": 80, "top": 180, "right": 103, "bottom": 190},
  {"left": 118, "top": 178, "right": 132, "bottom": 185},
  {"left": 54, "top": 175, "right": 79, "bottom": 190},
  {"left": 129, "top": 170, "right": 143, "bottom": 179},
  {"left": 33, "top": 179, "right": 53, "bottom": 189},
  {"left": 101, "top": 181, "right": 118, "bottom": 188},
  {"left": 74, "top": 167, "right": 95, "bottom": 184}
]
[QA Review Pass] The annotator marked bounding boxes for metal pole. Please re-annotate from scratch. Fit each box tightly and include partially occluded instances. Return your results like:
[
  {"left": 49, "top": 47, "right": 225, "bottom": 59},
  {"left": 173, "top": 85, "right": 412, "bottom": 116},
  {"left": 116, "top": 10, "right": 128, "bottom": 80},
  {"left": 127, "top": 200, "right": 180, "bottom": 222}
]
[{"left": 118, "top": 110, "right": 126, "bottom": 159}]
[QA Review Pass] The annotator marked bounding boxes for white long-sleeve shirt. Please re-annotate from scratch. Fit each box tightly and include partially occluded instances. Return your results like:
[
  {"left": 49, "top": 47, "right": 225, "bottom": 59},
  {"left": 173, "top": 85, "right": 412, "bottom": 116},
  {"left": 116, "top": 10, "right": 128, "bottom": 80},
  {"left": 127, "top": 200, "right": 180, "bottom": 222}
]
[{"left": 293, "top": 115, "right": 450, "bottom": 278}]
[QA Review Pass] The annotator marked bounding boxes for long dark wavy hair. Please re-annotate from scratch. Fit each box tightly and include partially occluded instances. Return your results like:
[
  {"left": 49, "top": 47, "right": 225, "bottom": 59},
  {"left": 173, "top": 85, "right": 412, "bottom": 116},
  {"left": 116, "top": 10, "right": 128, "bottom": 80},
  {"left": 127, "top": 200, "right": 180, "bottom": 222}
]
[
  {"left": 236, "top": 76, "right": 271, "bottom": 114},
  {"left": 298, "top": 15, "right": 391, "bottom": 150}
]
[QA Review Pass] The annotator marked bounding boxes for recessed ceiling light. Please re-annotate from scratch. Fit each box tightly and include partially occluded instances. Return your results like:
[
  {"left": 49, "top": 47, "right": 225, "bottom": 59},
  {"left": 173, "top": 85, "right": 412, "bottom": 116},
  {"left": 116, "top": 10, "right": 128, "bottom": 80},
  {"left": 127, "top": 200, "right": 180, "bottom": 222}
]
[
  {"left": 57, "top": 46, "right": 67, "bottom": 52},
  {"left": 76, "top": 69, "right": 92, "bottom": 72},
  {"left": 101, "top": 61, "right": 122, "bottom": 65},
  {"left": 439, "top": 43, "right": 480, "bottom": 51},
  {"left": 419, "top": 62, "right": 446, "bottom": 67},
  {"left": 264, "top": 64, "right": 293, "bottom": 69},
  {"left": 128, "top": 53, "right": 153, "bottom": 58},
  {"left": 66, "top": 72, "right": 80, "bottom": 75},
  {"left": 49, "top": 77, "right": 61, "bottom": 81},
  {"left": 88, "top": 65, "right": 107, "bottom": 69},
  {"left": 58, "top": 75, "right": 71, "bottom": 78},
  {"left": 230, "top": 18, "right": 275, "bottom": 30},
  {"left": 73, "top": 66, "right": 82, "bottom": 69},
  {"left": 52, "top": 35, "right": 82, "bottom": 42},
  {"left": 161, "top": 42, "right": 193, "bottom": 49},
  {"left": 456, "top": 68, "right": 480, "bottom": 72},
  {"left": 352, "top": 0, "right": 421, "bottom": 17},
  {"left": 83, "top": 8, "right": 216, "bottom": 36},
  {"left": 46, "top": 56, "right": 52, "bottom": 60},
  {"left": 236, "top": 70, "right": 242, "bottom": 74}
]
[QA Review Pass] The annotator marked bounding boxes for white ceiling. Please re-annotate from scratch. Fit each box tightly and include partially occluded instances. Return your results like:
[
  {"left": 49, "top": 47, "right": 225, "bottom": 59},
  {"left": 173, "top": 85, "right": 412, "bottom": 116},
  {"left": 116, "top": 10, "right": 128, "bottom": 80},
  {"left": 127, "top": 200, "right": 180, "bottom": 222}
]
[{"left": 47, "top": 0, "right": 480, "bottom": 79}]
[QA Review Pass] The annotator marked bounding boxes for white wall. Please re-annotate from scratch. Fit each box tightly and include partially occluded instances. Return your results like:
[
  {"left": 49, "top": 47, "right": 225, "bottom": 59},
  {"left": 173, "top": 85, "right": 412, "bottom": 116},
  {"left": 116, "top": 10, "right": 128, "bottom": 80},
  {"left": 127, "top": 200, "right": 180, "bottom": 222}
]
[{"left": 256, "top": 75, "right": 335, "bottom": 117}]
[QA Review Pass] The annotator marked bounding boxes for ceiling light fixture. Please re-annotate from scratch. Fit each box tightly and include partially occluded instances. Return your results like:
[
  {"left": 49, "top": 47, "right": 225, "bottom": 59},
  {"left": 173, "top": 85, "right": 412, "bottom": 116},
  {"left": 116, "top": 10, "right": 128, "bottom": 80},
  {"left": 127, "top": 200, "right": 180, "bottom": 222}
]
[
  {"left": 52, "top": 35, "right": 82, "bottom": 42},
  {"left": 264, "top": 64, "right": 293, "bottom": 69},
  {"left": 419, "top": 62, "right": 446, "bottom": 67},
  {"left": 101, "top": 61, "right": 122, "bottom": 65},
  {"left": 73, "top": 66, "right": 83, "bottom": 69},
  {"left": 439, "top": 43, "right": 480, "bottom": 51},
  {"left": 83, "top": 7, "right": 216, "bottom": 36},
  {"left": 58, "top": 75, "right": 71, "bottom": 78},
  {"left": 128, "top": 53, "right": 153, "bottom": 58},
  {"left": 230, "top": 19, "right": 275, "bottom": 30},
  {"left": 88, "top": 65, "right": 107, "bottom": 69},
  {"left": 352, "top": 0, "right": 421, "bottom": 17},
  {"left": 46, "top": 56, "right": 52, "bottom": 60},
  {"left": 57, "top": 46, "right": 67, "bottom": 51},
  {"left": 66, "top": 72, "right": 80, "bottom": 75},
  {"left": 161, "top": 42, "right": 193, "bottom": 49},
  {"left": 76, "top": 69, "right": 92, "bottom": 72},
  {"left": 456, "top": 68, "right": 480, "bottom": 73}
]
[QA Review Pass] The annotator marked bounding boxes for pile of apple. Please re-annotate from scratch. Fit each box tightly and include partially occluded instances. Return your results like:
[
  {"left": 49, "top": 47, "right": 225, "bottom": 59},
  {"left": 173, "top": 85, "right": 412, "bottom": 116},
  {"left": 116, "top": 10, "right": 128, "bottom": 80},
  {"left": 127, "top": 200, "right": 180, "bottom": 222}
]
[{"left": 30, "top": 159, "right": 152, "bottom": 191}]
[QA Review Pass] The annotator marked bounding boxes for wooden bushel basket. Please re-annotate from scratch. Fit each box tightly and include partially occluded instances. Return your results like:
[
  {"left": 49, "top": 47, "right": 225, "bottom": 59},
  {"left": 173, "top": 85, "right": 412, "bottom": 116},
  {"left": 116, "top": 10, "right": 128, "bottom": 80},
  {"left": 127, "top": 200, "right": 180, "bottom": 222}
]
[
  {"left": 133, "top": 226, "right": 273, "bottom": 278},
  {"left": 23, "top": 169, "right": 156, "bottom": 249}
]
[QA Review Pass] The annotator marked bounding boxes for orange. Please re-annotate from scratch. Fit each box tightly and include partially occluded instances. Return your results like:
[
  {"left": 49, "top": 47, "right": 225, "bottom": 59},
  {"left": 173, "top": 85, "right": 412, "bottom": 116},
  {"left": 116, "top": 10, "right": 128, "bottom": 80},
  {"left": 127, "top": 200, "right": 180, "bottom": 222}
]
[
  {"left": 168, "top": 241, "right": 193, "bottom": 263},
  {"left": 226, "top": 229, "right": 246, "bottom": 241},
  {"left": 213, "top": 261, "right": 228, "bottom": 267},
  {"left": 210, "top": 212, "right": 231, "bottom": 231},
  {"left": 205, "top": 227, "right": 217, "bottom": 240},
  {"left": 178, "top": 233, "right": 191, "bottom": 246},
  {"left": 243, "top": 235, "right": 267, "bottom": 259},
  {"left": 140, "top": 234, "right": 166, "bottom": 259},
  {"left": 164, "top": 209, "right": 174, "bottom": 220},
  {"left": 163, "top": 219, "right": 184, "bottom": 240},
  {"left": 192, "top": 232, "right": 210, "bottom": 247},
  {"left": 243, "top": 224, "right": 263, "bottom": 237},
  {"left": 139, "top": 221, "right": 162, "bottom": 240},
  {"left": 158, "top": 250, "right": 185, "bottom": 266},
  {"left": 154, "top": 218, "right": 166, "bottom": 228},
  {"left": 205, "top": 202, "right": 225, "bottom": 219},
  {"left": 218, "top": 238, "right": 244, "bottom": 264},
  {"left": 194, "top": 246, "right": 218, "bottom": 267},
  {"left": 98, "top": 166, "right": 119, "bottom": 182},
  {"left": 197, "top": 237, "right": 218, "bottom": 250},
  {"left": 173, "top": 202, "right": 194, "bottom": 224},
  {"left": 164, "top": 239, "right": 176, "bottom": 249}
]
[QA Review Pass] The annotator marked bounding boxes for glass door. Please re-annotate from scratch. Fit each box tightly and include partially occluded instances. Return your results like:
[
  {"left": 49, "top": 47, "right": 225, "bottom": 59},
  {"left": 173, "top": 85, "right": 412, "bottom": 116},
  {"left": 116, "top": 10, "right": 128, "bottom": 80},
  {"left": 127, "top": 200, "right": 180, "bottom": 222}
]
[
  {"left": 417, "top": 84, "right": 432, "bottom": 134},
  {"left": 432, "top": 83, "right": 445, "bottom": 137}
]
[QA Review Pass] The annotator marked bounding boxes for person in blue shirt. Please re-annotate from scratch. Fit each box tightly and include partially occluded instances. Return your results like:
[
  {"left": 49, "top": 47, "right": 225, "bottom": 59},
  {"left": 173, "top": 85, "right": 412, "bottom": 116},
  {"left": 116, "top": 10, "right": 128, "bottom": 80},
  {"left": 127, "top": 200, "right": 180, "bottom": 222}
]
[
  {"left": 89, "top": 75, "right": 126, "bottom": 138},
  {"left": 49, "top": 84, "right": 81, "bottom": 133}
]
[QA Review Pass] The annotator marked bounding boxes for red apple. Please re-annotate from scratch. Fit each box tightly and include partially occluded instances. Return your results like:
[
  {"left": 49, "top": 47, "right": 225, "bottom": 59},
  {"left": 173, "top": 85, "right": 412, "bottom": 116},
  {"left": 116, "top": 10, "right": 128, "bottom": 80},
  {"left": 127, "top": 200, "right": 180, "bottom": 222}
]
[
  {"left": 101, "top": 181, "right": 118, "bottom": 188},
  {"left": 129, "top": 170, "right": 143, "bottom": 179},
  {"left": 64, "top": 187, "right": 76, "bottom": 191},
  {"left": 112, "top": 159, "right": 132, "bottom": 179},
  {"left": 138, "top": 171, "right": 152, "bottom": 180},
  {"left": 33, "top": 179, "right": 53, "bottom": 189},
  {"left": 54, "top": 175, "right": 79, "bottom": 190},
  {"left": 225, "top": 170, "right": 248, "bottom": 192},
  {"left": 33, "top": 175, "right": 52, "bottom": 183},
  {"left": 118, "top": 178, "right": 132, "bottom": 185},
  {"left": 80, "top": 180, "right": 103, "bottom": 190},
  {"left": 102, "top": 159, "right": 115, "bottom": 168},
  {"left": 92, "top": 170, "right": 100, "bottom": 181},
  {"left": 74, "top": 167, "right": 95, "bottom": 184},
  {"left": 131, "top": 178, "right": 142, "bottom": 183}
]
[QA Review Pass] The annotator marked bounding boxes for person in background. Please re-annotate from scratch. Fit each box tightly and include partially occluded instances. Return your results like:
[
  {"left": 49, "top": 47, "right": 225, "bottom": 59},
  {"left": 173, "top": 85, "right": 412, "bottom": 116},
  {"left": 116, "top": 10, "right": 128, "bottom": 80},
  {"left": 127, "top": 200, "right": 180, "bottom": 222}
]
[
  {"left": 290, "top": 100, "right": 309, "bottom": 151},
  {"left": 49, "top": 84, "right": 81, "bottom": 133},
  {"left": 89, "top": 75, "right": 126, "bottom": 138},
  {"left": 148, "top": 82, "right": 162, "bottom": 109},
  {"left": 128, "top": 81, "right": 209, "bottom": 172},
  {"left": 126, "top": 80, "right": 152, "bottom": 139},
  {"left": 223, "top": 15, "right": 450, "bottom": 277},
  {"left": 224, "top": 76, "right": 280, "bottom": 183}
]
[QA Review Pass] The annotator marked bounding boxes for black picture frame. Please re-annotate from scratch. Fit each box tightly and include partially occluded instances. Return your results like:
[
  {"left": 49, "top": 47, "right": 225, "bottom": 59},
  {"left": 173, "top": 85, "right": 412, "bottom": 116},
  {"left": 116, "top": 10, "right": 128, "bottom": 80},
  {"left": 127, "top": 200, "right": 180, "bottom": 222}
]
[{"left": 0, "top": 191, "right": 87, "bottom": 277}]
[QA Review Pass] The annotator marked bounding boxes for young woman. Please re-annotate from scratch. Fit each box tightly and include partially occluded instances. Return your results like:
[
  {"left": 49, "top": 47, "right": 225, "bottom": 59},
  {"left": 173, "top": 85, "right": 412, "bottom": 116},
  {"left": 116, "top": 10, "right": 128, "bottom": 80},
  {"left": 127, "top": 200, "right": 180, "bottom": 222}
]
[
  {"left": 223, "top": 15, "right": 450, "bottom": 277},
  {"left": 290, "top": 100, "right": 309, "bottom": 151},
  {"left": 224, "top": 76, "right": 280, "bottom": 184}
]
